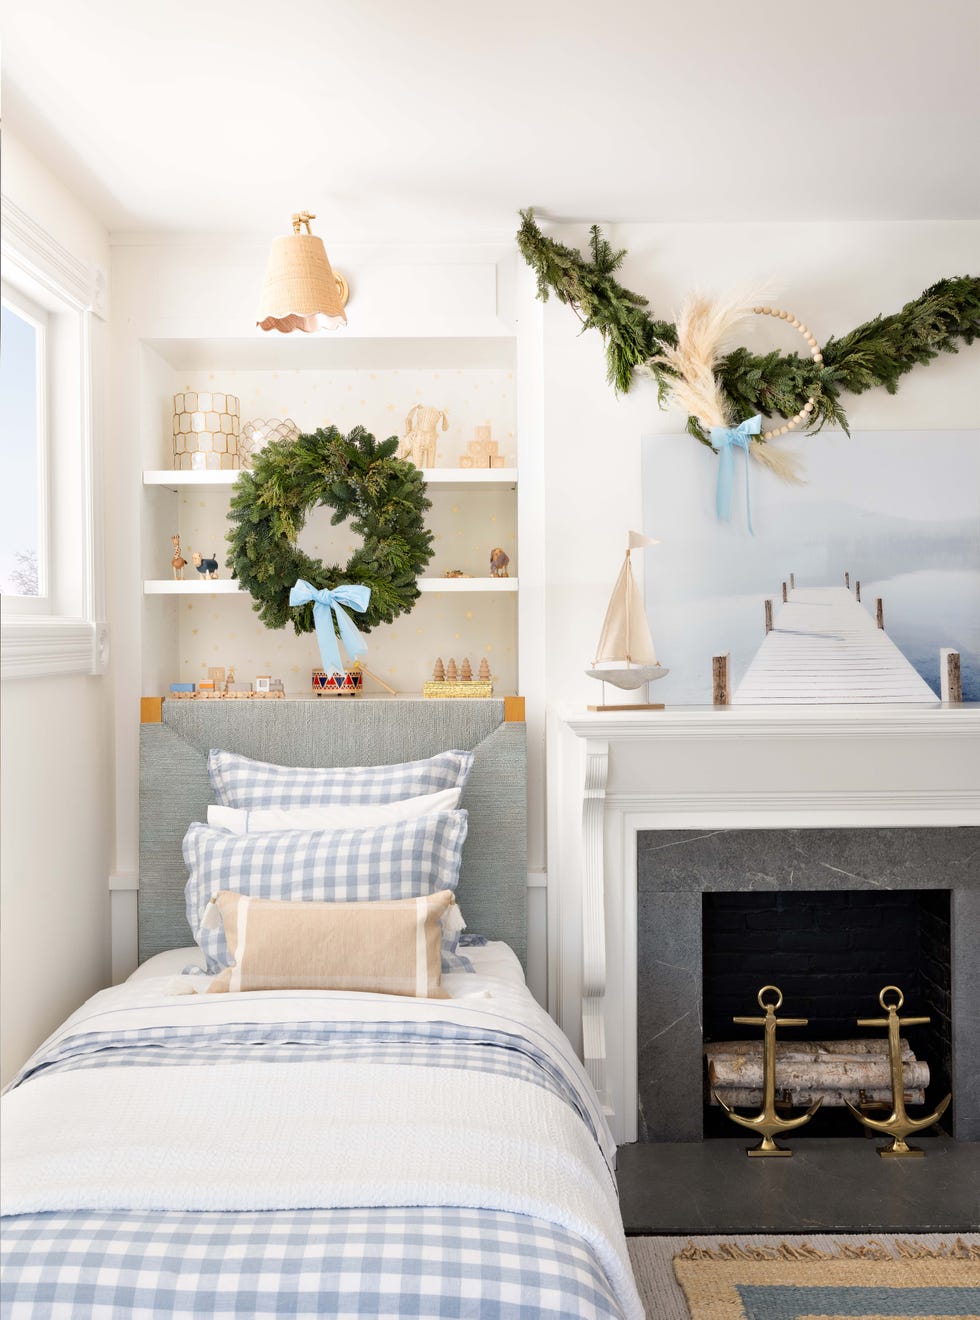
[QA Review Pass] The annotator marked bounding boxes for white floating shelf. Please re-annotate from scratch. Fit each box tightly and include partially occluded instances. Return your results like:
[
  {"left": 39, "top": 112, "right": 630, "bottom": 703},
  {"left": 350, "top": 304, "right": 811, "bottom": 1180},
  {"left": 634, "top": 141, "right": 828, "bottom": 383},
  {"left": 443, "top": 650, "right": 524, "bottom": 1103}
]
[
  {"left": 418, "top": 577, "right": 518, "bottom": 593},
  {"left": 144, "top": 468, "right": 517, "bottom": 491},
  {"left": 144, "top": 579, "right": 244, "bottom": 594},
  {"left": 143, "top": 470, "right": 243, "bottom": 487},
  {"left": 144, "top": 577, "right": 518, "bottom": 596}
]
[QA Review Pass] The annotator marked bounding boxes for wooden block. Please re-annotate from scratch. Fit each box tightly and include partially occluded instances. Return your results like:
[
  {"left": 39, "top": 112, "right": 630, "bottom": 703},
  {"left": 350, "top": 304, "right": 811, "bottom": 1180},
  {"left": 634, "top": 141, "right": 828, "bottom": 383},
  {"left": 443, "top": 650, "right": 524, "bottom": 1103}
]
[
  {"left": 458, "top": 455, "right": 474, "bottom": 469},
  {"left": 491, "top": 455, "right": 505, "bottom": 468},
  {"left": 468, "top": 440, "right": 484, "bottom": 457},
  {"left": 504, "top": 695, "right": 525, "bottom": 723},
  {"left": 423, "top": 681, "right": 494, "bottom": 699},
  {"left": 474, "top": 425, "right": 491, "bottom": 444},
  {"left": 141, "top": 696, "right": 164, "bottom": 723},
  {"left": 940, "top": 648, "right": 962, "bottom": 703},
  {"left": 712, "top": 653, "right": 730, "bottom": 706}
]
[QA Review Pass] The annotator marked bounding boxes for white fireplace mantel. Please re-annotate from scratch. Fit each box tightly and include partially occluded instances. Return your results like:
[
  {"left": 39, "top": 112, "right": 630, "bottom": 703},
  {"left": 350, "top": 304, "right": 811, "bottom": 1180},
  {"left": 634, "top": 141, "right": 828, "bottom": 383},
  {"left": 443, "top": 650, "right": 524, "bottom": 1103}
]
[{"left": 548, "top": 703, "right": 980, "bottom": 1144}]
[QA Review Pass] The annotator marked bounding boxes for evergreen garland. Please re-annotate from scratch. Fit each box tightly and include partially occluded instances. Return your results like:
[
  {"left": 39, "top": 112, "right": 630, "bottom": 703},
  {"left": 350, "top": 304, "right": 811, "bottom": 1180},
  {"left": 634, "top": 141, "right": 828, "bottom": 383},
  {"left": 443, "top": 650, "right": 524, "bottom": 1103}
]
[
  {"left": 517, "top": 209, "right": 980, "bottom": 442},
  {"left": 226, "top": 425, "right": 433, "bottom": 637}
]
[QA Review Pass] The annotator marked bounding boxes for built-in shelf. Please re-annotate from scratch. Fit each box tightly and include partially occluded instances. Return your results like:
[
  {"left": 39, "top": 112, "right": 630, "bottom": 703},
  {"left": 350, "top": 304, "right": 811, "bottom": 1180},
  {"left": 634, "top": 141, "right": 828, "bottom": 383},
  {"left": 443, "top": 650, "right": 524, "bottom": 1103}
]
[
  {"left": 144, "top": 468, "right": 517, "bottom": 492},
  {"left": 143, "top": 334, "right": 515, "bottom": 373},
  {"left": 144, "top": 577, "right": 519, "bottom": 595}
]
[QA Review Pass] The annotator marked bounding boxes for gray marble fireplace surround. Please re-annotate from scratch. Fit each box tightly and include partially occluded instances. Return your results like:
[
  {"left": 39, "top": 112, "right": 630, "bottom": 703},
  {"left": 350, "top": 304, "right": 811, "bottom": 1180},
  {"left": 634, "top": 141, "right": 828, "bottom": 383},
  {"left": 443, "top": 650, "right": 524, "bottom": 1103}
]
[{"left": 636, "top": 827, "right": 980, "bottom": 1142}]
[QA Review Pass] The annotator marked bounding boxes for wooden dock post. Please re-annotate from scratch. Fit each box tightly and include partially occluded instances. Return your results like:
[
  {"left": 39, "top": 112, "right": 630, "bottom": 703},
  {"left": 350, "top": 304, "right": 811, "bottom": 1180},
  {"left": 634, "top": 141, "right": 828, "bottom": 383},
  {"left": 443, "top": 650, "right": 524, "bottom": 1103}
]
[
  {"left": 855, "top": 580, "right": 861, "bottom": 602},
  {"left": 764, "top": 599, "right": 774, "bottom": 634},
  {"left": 790, "top": 573, "right": 795, "bottom": 590},
  {"left": 782, "top": 581, "right": 788, "bottom": 603},
  {"left": 875, "top": 597, "right": 884, "bottom": 630},
  {"left": 844, "top": 571, "right": 850, "bottom": 590},
  {"left": 940, "top": 649, "right": 962, "bottom": 703},
  {"left": 712, "top": 653, "right": 731, "bottom": 706}
]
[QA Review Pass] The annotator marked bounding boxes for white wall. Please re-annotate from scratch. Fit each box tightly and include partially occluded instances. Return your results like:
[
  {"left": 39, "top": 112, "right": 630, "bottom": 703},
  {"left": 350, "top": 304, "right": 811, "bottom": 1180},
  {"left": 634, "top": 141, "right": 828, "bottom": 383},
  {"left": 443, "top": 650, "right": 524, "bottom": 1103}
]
[
  {"left": 530, "top": 220, "right": 980, "bottom": 713},
  {"left": 0, "top": 129, "right": 113, "bottom": 1084}
]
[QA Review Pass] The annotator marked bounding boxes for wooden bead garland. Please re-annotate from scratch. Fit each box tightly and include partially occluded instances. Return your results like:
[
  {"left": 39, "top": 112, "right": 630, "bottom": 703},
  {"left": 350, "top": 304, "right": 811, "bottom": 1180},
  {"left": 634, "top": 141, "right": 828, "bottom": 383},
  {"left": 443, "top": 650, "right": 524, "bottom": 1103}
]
[{"left": 751, "top": 305, "right": 822, "bottom": 440}]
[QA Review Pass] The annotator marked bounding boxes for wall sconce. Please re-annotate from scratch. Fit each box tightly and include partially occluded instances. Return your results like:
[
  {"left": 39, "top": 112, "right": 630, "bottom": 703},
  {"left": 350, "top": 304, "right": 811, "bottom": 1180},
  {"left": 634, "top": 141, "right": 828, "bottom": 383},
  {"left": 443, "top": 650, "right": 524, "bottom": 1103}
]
[{"left": 256, "top": 212, "right": 349, "bottom": 333}]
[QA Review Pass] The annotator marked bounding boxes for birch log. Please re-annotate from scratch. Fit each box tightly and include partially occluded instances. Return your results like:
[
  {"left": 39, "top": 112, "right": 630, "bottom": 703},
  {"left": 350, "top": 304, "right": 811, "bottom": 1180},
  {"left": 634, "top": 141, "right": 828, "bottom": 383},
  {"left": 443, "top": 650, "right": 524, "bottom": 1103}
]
[
  {"left": 706, "top": 1039, "right": 914, "bottom": 1062},
  {"left": 711, "top": 1086, "right": 927, "bottom": 1108},
  {"left": 708, "top": 1056, "right": 930, "bottom": 1092}
]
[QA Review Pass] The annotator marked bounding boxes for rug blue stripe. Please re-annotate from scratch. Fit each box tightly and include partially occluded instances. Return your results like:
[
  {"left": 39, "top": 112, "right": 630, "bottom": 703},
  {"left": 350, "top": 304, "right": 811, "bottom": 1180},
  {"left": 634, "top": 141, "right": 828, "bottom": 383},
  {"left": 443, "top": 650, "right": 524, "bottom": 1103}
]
[{"left": 736, "top": 1284, "right": 980, "bottom": 1319}]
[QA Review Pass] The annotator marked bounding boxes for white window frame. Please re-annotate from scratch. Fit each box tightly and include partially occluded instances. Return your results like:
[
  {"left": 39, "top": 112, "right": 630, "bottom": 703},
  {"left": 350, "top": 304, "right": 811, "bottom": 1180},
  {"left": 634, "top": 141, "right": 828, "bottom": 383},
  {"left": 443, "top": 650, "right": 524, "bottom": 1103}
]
[
  {"left": 1, "top": 282, "right": 50, "bottom": 613},
  {"left": 0, "top": 194, "right": 108, "bottom": 678}
]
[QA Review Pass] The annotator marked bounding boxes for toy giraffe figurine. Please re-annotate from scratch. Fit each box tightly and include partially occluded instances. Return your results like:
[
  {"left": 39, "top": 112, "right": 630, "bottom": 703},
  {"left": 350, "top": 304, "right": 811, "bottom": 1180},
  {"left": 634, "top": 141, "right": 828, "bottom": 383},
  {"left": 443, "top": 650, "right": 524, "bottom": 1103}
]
[
  {"left": 170, "top": 535, "right": 188, "bottom": 579},
  {"left": 713, "top": 985, "right": 822, "bottom": 1157},
  {"left": 845, "top": 986, "right": 951, "bottom": 1157},
  {"left": 398, "top": 405, "right": 448, "bottom": 469}
]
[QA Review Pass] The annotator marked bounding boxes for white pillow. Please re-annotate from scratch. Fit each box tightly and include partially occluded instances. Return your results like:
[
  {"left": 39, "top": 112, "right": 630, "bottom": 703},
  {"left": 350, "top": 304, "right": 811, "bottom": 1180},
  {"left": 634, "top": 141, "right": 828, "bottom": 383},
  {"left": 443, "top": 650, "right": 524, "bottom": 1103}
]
[{"left": 207, "top": 787, "right": 461, "bottom": 835}]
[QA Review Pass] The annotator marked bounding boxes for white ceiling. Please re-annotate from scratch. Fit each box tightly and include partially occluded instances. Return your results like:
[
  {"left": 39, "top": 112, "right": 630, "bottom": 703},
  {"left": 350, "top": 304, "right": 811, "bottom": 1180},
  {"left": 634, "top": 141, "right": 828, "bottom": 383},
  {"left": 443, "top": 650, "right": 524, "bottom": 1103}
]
[{"left": 2, "top": 0, "right": 978, "bottom": 237}]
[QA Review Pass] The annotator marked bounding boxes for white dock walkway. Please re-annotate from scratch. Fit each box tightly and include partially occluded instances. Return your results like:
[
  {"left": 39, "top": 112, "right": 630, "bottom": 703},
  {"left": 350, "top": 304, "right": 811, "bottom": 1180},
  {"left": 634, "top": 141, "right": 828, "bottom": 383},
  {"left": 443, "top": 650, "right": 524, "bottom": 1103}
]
[{"left": 732, "top": 586, "right": 938, "bottom": 705}]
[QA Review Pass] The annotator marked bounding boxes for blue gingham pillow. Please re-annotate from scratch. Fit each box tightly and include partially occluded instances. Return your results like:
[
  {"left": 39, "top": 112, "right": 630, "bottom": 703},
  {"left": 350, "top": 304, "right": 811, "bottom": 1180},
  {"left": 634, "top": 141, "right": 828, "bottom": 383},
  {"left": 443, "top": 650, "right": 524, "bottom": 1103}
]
[
  {"left": 208, "top": 748, "right": 474, "bottom": 810},
  {"left": 184, "top": 811, "right": 469, "bottom": 972}
]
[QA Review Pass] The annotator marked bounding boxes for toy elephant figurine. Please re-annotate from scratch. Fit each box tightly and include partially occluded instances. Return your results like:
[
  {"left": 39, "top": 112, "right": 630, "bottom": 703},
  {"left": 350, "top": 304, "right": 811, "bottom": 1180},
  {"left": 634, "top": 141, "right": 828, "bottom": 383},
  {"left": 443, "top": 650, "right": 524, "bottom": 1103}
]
[{"left": 397, "top": 405, "right": 448, "bottom": 469}]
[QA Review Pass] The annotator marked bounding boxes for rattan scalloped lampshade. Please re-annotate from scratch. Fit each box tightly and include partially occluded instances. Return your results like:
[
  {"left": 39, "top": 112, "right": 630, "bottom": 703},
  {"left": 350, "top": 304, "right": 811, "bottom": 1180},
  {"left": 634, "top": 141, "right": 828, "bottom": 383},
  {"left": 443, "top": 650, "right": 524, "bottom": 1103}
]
[{"left": 257, "top": 215, "right": 348, "bottom": 333}]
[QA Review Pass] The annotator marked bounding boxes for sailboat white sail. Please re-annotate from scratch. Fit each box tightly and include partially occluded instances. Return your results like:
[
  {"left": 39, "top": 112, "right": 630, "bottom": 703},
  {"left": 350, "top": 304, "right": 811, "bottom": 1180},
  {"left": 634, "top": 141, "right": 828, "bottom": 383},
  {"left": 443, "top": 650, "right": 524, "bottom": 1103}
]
[{"left": 586, "top": 531, "right": 669, "bottom": 700}]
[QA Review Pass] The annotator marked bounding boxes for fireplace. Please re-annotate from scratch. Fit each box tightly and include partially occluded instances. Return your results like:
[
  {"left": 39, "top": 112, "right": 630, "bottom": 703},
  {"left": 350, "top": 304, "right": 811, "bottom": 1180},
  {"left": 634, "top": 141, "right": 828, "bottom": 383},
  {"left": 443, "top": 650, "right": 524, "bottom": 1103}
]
[
  {"left": 635, "top": 828, "right": 978, "bottom": 1142},
  {"left": 700, "top": 887, "right": 953, "bottom": 1137},
  {"left": 555, "top": 704, "right": 980, "bottom": 1146}
]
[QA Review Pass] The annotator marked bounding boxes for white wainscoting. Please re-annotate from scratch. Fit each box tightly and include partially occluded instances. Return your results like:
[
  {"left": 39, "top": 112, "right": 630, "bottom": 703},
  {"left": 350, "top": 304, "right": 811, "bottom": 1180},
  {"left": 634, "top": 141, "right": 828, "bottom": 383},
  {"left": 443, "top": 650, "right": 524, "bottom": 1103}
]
[{"left": 550, "top": 705, "right": 980, "bottom": 1144}]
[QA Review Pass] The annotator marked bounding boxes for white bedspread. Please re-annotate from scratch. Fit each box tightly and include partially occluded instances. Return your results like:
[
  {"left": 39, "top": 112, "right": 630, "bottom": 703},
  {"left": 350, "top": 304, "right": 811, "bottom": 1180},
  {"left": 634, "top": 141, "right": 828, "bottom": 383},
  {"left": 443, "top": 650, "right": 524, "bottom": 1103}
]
[{"left": 2, "top": 971, "right": 640, "bottom": 1319}]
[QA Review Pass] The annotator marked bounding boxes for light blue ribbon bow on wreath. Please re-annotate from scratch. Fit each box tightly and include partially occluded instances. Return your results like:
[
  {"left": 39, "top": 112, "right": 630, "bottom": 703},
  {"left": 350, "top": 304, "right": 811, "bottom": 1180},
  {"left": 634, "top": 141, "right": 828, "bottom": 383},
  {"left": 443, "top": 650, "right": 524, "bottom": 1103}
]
[
  {"left": 289, "top": 580, "right": 371, "bottom": 675},
  {"left": 709, "top": 415, "right": 761, "bottom": 535}
]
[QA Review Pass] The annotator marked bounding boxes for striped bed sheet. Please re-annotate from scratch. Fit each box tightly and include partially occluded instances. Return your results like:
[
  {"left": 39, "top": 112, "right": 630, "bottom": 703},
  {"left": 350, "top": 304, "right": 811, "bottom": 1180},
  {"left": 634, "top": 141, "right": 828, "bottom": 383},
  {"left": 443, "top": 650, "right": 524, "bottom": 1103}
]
[{"left": 1, "top": 970, "right": 639, "bottom": 1319}]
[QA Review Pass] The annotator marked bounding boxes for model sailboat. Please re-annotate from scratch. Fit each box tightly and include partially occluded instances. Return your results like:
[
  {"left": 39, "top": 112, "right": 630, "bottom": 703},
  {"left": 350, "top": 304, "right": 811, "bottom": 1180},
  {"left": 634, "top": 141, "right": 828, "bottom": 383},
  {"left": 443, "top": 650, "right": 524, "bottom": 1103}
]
[{"left": 586, "top": 530, "right": 669, "bottom": 711}]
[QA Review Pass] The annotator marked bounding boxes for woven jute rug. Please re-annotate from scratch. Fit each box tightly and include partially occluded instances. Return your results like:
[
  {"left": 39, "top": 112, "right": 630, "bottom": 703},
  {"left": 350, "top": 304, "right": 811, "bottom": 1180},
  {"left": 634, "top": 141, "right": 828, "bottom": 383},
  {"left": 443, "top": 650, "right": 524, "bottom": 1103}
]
[{"left": 627, "top": 1233, "right": 980, "bottom": 1319}]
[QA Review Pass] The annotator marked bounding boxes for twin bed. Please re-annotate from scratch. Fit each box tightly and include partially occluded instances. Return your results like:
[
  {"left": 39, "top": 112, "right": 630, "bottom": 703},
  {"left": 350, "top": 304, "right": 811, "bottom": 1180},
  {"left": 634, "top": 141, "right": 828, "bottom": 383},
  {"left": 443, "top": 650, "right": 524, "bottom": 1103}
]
[{"left": 1, "top": 700, "right": 641, "bottom": 1318}]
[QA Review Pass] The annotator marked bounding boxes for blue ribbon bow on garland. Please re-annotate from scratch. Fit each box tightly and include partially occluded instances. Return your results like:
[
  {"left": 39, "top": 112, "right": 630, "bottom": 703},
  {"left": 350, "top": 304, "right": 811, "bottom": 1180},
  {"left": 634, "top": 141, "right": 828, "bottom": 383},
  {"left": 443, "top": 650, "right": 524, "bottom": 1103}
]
[
  {"left": 288, "top": 580, "right": 371, "bottom": 675},
  {"left": 709, "top": 415, "right": 761, "bottom": 535}
]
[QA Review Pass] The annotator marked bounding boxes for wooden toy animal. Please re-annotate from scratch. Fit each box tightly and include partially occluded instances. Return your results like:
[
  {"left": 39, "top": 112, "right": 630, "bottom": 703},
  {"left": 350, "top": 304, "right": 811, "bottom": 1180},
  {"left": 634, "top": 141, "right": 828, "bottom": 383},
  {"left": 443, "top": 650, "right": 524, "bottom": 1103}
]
[
  {"left": 489, "top": 547, "right": 510, "bottom": 578},
  {"left": 192, "top": 551, "right": 220, "bottom": 579},
  {"left": 170, "top": 535, "right": 188, "bottom": 579}
]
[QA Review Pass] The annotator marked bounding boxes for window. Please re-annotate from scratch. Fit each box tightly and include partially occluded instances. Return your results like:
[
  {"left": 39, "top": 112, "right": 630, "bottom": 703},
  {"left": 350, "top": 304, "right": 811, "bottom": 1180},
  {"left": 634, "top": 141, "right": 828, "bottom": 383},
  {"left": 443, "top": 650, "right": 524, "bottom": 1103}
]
[
  {"left": 0, "top": 194, "right": 107, "bottom": 677},
  {"left": 1, "top": 287, "right": 48, "bottom": 608}
]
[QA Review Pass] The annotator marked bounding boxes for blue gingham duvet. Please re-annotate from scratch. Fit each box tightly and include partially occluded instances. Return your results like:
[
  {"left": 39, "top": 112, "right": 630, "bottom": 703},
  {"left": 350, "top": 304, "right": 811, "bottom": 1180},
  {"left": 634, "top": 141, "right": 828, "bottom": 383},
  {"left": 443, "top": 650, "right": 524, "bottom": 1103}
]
[{"left": 1, "top": 967, "right": 640, "bottom": 1319}]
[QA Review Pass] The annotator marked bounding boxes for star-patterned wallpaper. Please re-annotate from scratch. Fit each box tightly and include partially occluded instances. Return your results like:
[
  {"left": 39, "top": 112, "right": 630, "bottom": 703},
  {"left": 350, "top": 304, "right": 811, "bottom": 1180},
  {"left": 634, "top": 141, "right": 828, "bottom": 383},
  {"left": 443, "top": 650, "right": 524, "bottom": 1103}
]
[{"left": 156, "top": 366, "right": 518, "bottom": 696}]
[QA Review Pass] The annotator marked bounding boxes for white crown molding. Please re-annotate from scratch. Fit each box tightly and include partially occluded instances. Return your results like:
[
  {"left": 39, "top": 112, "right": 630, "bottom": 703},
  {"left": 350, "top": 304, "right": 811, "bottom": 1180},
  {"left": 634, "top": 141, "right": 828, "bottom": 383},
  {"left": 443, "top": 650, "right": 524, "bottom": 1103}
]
[
  {"left": 0, "top": 194, "right": 107, "bottom": 319},
  {"left": 562, "top": 704, "right": 980, "bottom": 741}
]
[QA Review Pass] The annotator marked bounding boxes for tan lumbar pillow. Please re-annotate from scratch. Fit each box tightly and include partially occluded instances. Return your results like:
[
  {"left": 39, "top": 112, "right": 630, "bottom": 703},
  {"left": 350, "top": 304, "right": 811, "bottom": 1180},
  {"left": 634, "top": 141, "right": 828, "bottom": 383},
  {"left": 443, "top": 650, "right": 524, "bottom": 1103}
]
[{"left": 205, "top": 889, "right": 455, "bottom": 997}]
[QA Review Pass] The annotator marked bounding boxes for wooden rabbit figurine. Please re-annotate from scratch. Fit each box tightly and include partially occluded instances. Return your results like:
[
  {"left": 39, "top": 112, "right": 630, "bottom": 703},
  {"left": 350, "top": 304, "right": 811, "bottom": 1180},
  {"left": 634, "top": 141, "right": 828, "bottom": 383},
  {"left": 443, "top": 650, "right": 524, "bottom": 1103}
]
[{"left": 171, "top": 535, "right": 188, "bottom": 579}]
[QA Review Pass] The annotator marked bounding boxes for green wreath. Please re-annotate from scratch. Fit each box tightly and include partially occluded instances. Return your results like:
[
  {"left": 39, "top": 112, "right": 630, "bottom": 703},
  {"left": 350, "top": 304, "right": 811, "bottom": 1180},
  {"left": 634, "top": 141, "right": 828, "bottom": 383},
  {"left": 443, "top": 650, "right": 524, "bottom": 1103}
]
[{"left": 226, "top": 425, "right": 433, "bottom": 638}]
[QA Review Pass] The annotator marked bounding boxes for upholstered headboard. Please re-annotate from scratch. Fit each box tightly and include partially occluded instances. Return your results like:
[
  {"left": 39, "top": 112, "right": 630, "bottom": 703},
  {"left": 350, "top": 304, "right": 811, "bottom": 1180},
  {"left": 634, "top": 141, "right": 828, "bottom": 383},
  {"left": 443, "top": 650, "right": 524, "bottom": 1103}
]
[{"left": 139, "top": 698, "right": 527, "bottom": 967}]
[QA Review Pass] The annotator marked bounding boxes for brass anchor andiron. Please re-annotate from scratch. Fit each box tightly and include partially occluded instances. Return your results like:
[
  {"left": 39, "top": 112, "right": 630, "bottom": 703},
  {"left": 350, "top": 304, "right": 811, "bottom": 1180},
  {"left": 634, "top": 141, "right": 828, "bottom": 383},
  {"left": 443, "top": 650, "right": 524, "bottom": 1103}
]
[
  {"left": 713, "top": 985, "right": 822, "bottom": 1157},
  {"left": 845, "top": 986, "right": 951, "bottom": 1158}
]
